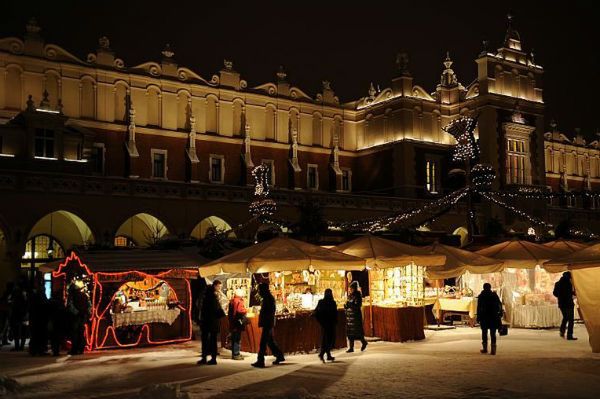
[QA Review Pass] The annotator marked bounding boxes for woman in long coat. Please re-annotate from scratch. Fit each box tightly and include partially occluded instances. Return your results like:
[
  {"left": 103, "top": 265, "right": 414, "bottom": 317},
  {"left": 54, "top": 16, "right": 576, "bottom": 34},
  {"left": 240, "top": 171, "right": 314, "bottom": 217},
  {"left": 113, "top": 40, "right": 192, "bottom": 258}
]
[
  {"left": 314, "top": 288, "right": 338, "bottom": 362},
  {"left": 476, "top": 283, "right": 503, "bottom": 355},
  {"left": 344, "top": 281, "right": 367, "bottom": 352}
]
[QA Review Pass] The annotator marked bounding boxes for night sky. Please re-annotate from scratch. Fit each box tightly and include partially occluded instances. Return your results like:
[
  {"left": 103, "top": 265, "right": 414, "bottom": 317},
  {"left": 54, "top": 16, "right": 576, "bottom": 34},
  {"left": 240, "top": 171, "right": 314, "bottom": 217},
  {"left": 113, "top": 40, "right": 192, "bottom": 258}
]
[{"left": 1, "top": 0, "right": 598, "bottom": 139}]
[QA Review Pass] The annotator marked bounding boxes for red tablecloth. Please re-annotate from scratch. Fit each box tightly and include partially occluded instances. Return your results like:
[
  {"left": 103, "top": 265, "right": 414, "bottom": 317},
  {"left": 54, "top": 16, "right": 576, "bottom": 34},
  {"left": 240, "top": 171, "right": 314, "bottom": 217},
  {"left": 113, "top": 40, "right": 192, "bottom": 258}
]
[{"left": 363, "top": 305, "right": 425, "bottom": 342}]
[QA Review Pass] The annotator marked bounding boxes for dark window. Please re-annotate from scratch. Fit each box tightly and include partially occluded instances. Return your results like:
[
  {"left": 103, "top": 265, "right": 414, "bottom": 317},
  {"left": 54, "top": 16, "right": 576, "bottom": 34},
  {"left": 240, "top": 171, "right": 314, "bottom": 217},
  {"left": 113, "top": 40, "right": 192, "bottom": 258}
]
[
  {"left": 153, "top": 152, "right": 166, "bottom": 178},
  {"left": 91, "top": 146, "right": 104, "bottom": 174},
  {"left": 342, "top": 170, "right": 351, "bottom": 191},
  {"left": 211, "top": 157, "right": 223, "bottom": 182},
  {"left": 308, "top": 166, "right": 318, "bottom": 189},
  {"left": 34, "top": 129, "right": 55, "bottom": 158}
]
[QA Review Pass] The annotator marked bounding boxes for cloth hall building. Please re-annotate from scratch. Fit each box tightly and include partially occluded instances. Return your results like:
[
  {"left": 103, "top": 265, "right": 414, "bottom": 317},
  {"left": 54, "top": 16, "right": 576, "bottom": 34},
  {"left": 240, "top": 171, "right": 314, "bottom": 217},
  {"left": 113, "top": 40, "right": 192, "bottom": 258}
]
[{"left": 0, "top": 17, "right": 598, "bottom": 285}]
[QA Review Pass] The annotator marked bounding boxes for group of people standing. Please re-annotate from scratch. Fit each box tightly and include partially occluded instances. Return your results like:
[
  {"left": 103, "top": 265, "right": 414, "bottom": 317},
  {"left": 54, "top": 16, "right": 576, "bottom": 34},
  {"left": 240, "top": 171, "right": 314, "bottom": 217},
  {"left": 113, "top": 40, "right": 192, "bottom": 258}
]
[
  {"left": 0, "top": 275, "right": 91, "bottom": 356},
  {"left": 196, "top": 279, "right": 368, "bottom": 367}
]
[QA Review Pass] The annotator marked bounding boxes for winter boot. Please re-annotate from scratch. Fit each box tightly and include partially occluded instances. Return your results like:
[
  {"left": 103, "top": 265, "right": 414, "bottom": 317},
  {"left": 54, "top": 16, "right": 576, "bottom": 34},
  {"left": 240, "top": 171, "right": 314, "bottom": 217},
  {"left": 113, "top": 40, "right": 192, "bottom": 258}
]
[
  {"left": 480, "top": 342, "right": 487, "bottom": 354},
  {"left": 490, "top": 344, "right": 496, "bottom": 355}
]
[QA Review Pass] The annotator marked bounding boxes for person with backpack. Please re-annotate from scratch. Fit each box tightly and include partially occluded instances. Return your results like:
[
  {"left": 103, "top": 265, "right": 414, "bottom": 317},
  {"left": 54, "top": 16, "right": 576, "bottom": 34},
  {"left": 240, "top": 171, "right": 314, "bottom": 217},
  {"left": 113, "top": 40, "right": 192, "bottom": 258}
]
[
  {"left": 553, "top": 271, "right": 577, "bottom": 340},
  {"left": 228, "top": 288, "right": 247, "bottom": 360},
  {"left": 477, "top": 283, "right": 503, "bottom": 355},
  {"left": 314, "top": 288, "right": 338, "bottom": 363}
]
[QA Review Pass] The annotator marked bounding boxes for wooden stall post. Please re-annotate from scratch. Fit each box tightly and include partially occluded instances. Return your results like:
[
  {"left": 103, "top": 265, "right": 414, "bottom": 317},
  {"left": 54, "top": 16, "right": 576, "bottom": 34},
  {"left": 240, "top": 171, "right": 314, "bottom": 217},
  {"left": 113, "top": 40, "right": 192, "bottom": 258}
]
[{"left": 368, "top": 268, "right": 375, "bottom": 337}]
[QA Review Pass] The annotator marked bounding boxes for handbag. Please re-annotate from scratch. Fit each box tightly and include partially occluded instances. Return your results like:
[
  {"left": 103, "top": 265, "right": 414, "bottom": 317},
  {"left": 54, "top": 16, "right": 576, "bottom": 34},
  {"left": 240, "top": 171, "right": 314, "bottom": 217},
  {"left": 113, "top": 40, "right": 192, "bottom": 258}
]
[
  {"left": 235, "top": 313, "right": 249, "bottom": 328},
  {"left": 498, "top": 324, "right": 509, "bottom": 336}
]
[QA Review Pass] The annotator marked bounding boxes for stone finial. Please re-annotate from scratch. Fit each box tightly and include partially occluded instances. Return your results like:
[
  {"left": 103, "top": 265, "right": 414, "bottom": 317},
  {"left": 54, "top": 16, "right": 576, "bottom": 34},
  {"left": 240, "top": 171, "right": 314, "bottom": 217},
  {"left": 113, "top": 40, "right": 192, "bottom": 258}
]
[
  {"left": 395, "top": 52, "right": 410, "bottom": 76},
  {"left": 443, "top": 51, "right": 453, "bottom": 69},
  {"left": 224, "top": 59, "right": 233, "bottom": 71},
  {"left": 322, "top": 80, "right": 331, "bottom": 90},
  {"left": 98, "top": 36, "right": 110, "bottom": 49},
  {"left": 26, "top": 95, "right": 35, "bottom": 111},
  {"left": 440, "top": 52, "right": 458, "bottom": 87},
  {"left": 26, "top": 17, "right": 41, "bottom": 35},
  {"left": 480, "top": 40, "right": 489, "bottom": 56},
  {"left": 368, "top": 82, "right": 376, "bottom": 99},
  {"left": 550, "top": 119, "right": 558, "bottom": 132},
  {"left": 161, "top": 43, "right": 174, "bottom": 59},
  {"left": 39, "top": 90, "right": 50, "bottom": 109},
  {"left": 276, "top": 65, "right": 287, "bottom": 81}
]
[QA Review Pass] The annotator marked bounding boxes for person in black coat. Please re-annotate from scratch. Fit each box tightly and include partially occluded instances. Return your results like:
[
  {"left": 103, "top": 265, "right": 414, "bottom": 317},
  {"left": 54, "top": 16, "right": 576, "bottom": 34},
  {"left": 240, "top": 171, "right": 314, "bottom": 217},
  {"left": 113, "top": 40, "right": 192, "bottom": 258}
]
[
  {"left": 344, "top": 281, "right": 367, "bottom": 353},
  {"left": 314, "top": 288, "right": 338, "bottom": 362},
  {"left": 251, "top": 283, "right": 284, "bottom": 368},
  {"left": 48, "top": 291, "right": 67, "bottom": 356},
  {"left": 477, "top": 283, "right": 502, "bottom": 355},
  {"left": 198, "top": 283, "right": 226, "bottom": 365},
  {"left": 8, "top": 282, "right": 28, "bottom": 352},
  {"left": 28, "top": 282, "right": 49, "bottom": 356},
  {"left": 553, "top": 271, "right": 577, "bottom": 340}
]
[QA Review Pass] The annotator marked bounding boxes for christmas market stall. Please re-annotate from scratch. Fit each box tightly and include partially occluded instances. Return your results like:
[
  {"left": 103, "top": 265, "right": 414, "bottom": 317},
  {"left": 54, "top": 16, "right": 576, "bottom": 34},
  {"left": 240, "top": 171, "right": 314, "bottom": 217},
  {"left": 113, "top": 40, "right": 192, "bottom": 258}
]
[
  {"left": 331, "top": 235, "right": 446, "bottom": 342},
  {"left": 41, "top": 249, "right": 202, "bottom": 351},
  {"left": 473, "top": 240, "right": 570, "bottom": 328},
  {"left": 423, "top": 242, "right": 504, "bottom": 326},
  {"left": 199, "top": 237, "right": 366, "bottom": 354},
  {"left": 544, "top": 242, "right": 600, "bottom": 353}
]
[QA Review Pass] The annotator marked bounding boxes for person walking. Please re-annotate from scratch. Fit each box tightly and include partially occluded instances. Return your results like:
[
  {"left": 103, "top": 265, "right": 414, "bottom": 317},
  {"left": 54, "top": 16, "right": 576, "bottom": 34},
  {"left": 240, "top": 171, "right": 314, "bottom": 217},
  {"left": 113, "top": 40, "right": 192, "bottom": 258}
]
[
  {"left": 344, "top": 281, "right": 367, "bottom": 353},
  {"left": 198, "top": 283, "right": 225, "bottom": 365},
  {"left": 477, "top": 283, "right": 503, "bottom": 355},
  {"left": 314, "top": 288, "right": 338, "bottom": 362},
  {"left": 8, "top": 281, "right": 28, "bottom": 352},
  {"left": 554, "top": 271, "right": 577, "bottom": 340},
  {"left": 251, "top": 283, "right": 284, "bottom": 368},
  {"left": 228, "top": 288, "right": 247, "bottom": 360}
]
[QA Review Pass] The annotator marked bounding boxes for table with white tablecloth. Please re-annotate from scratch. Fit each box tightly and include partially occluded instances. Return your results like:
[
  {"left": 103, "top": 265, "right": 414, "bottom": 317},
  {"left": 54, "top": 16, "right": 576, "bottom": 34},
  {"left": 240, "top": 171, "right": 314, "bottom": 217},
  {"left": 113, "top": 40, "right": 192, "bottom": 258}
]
[
  {"left": 112, "top": 308, "right": 181, "bottom": 328},
  {"left": 511, "top": 304, "right": 562, "bottom": 328}
]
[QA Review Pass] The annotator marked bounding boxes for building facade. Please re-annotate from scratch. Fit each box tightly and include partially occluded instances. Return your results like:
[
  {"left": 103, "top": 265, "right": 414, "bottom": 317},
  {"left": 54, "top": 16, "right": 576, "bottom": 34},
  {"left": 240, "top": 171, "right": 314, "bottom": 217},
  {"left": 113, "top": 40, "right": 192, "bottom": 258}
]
[{"left": 0, "top": 17, "right": 598, "bottom": 285}]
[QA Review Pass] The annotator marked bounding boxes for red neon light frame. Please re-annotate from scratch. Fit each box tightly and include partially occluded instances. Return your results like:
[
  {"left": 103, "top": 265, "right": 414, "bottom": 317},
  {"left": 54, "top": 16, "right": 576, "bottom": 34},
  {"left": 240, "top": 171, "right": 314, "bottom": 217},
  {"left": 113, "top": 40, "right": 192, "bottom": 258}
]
[{"left": 52, "top": 252, "right": 194, "bottom": 351}]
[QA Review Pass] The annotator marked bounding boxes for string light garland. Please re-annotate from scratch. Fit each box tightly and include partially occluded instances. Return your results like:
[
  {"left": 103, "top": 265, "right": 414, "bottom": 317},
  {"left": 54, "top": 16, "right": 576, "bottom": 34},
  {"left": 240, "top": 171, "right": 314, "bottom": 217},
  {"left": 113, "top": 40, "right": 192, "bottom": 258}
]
[
  {"left": 442, "top": 116, "right": 479, "bottom": 162},
  {"left": 471, "top": 163, "right": 496, "bottom": 191},
  {"left": 477, "top": 190, "right": 553, "bottom": 228},
  {"left": 249, "top": 163, "right": 277, "bottom": 219}
]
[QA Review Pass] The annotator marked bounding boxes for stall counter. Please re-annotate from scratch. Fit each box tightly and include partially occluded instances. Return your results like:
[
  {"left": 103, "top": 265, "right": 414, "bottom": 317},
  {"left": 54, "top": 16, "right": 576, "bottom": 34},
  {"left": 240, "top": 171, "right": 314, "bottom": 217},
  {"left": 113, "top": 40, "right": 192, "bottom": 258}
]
[
  {"left": 221, "top": 309, "right": 347, "bottom": 354},
  {"left": 363, "top": 305, "right": 425, "bottom": 342}
]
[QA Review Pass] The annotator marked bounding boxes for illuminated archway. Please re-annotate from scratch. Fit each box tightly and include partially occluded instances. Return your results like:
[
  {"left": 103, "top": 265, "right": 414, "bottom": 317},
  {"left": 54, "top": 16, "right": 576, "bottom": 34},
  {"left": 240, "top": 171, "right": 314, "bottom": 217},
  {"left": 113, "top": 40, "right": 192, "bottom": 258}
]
[
  {"left": 190, "top": 216, "right": 236, "bottom": 240},
  {"left": 27, "top": 210, "right": 95, "bottom": 249},
  {"left": 115, "top": 213, "right": 169, "bottom": 247},
  {"left": 452, "top": 226, "right": 469, "bottom": 247}
]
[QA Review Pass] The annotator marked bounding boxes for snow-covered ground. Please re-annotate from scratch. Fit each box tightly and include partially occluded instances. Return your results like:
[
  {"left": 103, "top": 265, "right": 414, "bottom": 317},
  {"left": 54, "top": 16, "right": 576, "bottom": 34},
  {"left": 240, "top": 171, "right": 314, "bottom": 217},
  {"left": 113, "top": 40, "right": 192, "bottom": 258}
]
[{"left": 1, "top": 324, "right": 598, "bottom": 399}]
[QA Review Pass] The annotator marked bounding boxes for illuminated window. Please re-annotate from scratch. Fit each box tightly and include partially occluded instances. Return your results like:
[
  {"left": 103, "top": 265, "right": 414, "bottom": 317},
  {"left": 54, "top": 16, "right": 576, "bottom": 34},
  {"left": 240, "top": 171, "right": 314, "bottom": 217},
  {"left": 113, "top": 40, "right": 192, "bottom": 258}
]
[
  {"left": 425, "top": 159, "right": 439, "bottom": 194},
  {"left": 151, "top": 149, "right": 167, "bottom": 179},
  {"left": 209, "top": 155, "right": 224, "bottom": 183},
  {"left": 506, "top": 138, "right": 529, "bottom": 184},
  {"left": 114, "top": 235, "right": 134, "bottom": 247},
  {"left": 261, "top": 159, "right": 275, "bottom": 186},
  {"left": 341, "top": 169, "right": 352, "bottom": 192},
  {"left": 34, "top": 128, "right": 55, "bottom": 158},
  {"left": 307, "top": 164, "right": 318, "bottom": 190},
  {"left": 21, "top": 235, "right": 65, "bottom": 282}
]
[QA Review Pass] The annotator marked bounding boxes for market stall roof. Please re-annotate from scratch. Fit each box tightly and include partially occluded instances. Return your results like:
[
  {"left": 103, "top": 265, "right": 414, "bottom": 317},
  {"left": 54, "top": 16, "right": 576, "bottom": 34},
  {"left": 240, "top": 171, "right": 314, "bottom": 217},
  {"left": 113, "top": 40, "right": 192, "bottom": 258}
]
[
  {"left": 199, "top": 236, "right": 366, "bottom": 277},
  {"left": 543, "top": 239, "right": 589, "bottom": 253},
  {"left": 423, "top": 242, "right": 504, "bottom": 279},
  {"left": 544, "top": 242, "right": 600, "bottom": 353},
  {"left": 331, "top": 235, "right": 446, "bottom": 269},
  {"left": 544, "top": 242, "right": 600, "bottom": 271},
  {"left": 475, "top": 240, "right": 569, "bottom": 269},
  {"left": 39, "top": 248, "right": 208, "bottom": 273}
]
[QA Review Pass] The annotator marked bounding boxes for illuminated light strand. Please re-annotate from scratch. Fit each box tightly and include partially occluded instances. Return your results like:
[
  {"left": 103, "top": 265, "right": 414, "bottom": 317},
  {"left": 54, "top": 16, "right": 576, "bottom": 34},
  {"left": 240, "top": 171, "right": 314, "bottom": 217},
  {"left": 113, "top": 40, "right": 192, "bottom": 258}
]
[
  {"left": 478, "top": 191, "right": 553, "bottom": 228},
  {"left": 249, "top": 163, "right": 277, "bottom": 220},
  {"left": 442, "top": 117, "right": 479, "bottom": 162}
]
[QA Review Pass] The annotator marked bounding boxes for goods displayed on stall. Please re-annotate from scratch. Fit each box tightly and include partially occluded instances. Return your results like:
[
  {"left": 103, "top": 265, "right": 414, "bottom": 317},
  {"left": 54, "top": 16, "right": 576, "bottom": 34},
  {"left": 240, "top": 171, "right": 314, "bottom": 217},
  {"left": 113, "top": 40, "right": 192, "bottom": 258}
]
[
  {"left": 331, "top": 235, "right": 445, "bottom": 341},
  {"left": 424, "top": 243, "right": 504, "bottom": 325},
  {"left": 200, "top": 237, "right": 366, "bottom": 353},
  {"left": 41, "top": 249, "right": 201, "bottom": 350},
  {"left": 545, "top": 242, "right": 600, "bottom": 353},
  {"left": 474, "top": 240, "right": 570, "bottom": 328}
]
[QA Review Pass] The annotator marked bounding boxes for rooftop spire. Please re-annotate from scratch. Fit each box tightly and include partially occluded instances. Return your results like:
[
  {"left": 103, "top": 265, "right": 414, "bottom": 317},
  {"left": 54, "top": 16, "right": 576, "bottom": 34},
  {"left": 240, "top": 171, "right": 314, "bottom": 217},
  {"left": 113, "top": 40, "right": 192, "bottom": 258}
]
[
  {"left": 440, "top": 51, "right": 458, "bottom": 88},
  {"left": 504, "top": 12, "right": 522, "bottom": 50}
]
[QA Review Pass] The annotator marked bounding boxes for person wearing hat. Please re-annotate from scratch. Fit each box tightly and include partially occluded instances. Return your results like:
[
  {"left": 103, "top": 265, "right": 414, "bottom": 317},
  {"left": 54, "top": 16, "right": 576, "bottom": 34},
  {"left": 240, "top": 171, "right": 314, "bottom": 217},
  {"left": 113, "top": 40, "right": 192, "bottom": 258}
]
[
  {"left": 344, "top": 281, "right": 367, "bottom": 353},
  {"left": 553, "top": 271, "right": 577, "bottom": 340}
]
